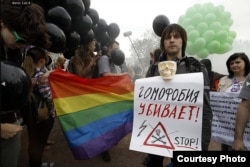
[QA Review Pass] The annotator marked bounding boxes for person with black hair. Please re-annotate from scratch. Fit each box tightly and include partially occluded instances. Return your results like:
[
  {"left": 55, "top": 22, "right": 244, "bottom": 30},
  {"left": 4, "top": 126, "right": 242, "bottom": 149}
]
[
  {"left": 0, "top": 1, "right": 51, "bottom": 167},
  {"left": 200, "top": 59, "right": 225, "bottom": 91},
  {"left": 98, "top": 40, "right": 128, "bottom": 77},
  {"left": 23, "top": 46, "right": 56, "bottom": 167},
  {"left": 144, "top": 23, "right": 212, "bottom": 167},
  {"left": 97, "top": 40, "right": 129, "bottom": 162},
  {"left": 145, "top": 48, "right": 162, "bottom": 78},
  {"left": 68, "top": 39, "right": 100, "bottom": 78},
  {"left": 216, "top": 52, "right": 250, "bottom": 151}
]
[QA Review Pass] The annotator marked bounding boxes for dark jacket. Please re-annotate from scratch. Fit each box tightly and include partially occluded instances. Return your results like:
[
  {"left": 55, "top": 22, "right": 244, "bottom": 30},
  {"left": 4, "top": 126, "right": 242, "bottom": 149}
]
[{"left": 146, "top": 55, "right": 212, "bottom": 151}]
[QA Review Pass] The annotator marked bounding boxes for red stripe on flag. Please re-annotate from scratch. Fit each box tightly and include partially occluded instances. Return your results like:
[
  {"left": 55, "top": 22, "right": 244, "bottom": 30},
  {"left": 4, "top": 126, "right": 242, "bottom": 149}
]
[{"left": 49, "top": 70, "right": 134, "bottom": 99}]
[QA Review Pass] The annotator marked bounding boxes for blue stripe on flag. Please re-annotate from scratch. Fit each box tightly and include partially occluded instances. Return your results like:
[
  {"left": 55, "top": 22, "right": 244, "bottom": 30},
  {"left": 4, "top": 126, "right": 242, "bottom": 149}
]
[{"left": 62, "top": 109, "right": 133, "bottom": 147}]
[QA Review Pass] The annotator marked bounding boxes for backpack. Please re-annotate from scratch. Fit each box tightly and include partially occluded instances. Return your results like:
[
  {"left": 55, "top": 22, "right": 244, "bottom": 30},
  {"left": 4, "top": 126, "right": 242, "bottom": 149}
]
[{"left": 185, "top": 56, "right": 202, "bottom": 73}]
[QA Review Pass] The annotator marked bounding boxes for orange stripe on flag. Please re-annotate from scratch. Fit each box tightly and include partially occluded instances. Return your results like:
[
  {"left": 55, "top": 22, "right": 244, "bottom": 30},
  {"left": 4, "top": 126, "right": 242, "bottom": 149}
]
[{"left": 49, "top": 70, "right": 134, "bottom": 99}]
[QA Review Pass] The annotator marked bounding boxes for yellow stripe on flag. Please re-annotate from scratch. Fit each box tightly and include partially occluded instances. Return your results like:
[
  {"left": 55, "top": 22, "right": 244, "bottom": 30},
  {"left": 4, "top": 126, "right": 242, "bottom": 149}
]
[{"left": 54, "top": 92, "right": 133, "bottom": 116}]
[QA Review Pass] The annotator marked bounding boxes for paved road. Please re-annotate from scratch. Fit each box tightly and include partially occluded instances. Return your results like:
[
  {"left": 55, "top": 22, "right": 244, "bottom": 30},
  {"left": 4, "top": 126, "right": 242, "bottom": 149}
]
[
  {"left": 18, "top": 118, "right": 165, "bottom": 167},
  {"left": 18, "top": 118, "right": 220, "bottom": 167}
]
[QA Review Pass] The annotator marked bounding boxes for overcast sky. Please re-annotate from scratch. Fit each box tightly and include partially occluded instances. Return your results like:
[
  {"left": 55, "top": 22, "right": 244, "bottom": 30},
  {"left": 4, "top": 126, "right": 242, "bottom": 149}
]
[{"left": 91, "top": 0, "right": 250, "bottom": 73}]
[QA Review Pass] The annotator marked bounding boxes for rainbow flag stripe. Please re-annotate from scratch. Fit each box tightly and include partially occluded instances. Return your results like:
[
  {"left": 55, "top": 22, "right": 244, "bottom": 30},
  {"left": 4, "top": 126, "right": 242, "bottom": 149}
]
[{"left": 49, "top": 70, "right": 134, "bottom": 159}]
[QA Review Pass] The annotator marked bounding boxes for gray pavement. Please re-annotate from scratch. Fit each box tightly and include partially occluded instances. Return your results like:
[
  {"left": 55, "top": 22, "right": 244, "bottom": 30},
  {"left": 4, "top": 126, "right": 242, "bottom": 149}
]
[
  {"left": 18, "top": 117, "right": 219, "bottom": 167},
  {"left": 18, "top": 118, "right": 150, "bottom": 167}
]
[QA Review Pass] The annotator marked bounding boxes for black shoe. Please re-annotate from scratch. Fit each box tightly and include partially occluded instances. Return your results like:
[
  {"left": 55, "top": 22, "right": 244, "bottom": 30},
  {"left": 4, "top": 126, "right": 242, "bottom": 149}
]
[
  {"left": 143, "top": 156, "right": 150, "bottom": 166},
  {"left": 101, "top": 150, "right": 111, "bottom": 162}
]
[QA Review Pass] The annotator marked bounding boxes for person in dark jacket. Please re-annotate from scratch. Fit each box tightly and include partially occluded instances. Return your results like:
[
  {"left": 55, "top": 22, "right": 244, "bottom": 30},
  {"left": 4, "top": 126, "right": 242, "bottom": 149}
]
[
  {"left": 145, "top": 48, "right": 162, "bottom": 78},
  {"left": 0, "top": 1, "right": 51, "bottom": 167},
  {"left": 200, "top": 59, "right": 225, "bottom": 91},
  {"left": 145, "top": 23, "right": 212, "bottom": 167}
]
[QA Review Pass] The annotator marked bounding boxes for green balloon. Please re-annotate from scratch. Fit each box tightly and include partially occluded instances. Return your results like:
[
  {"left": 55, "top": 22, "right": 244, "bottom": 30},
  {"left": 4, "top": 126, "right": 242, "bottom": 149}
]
[
  {"left": 209, "top": 22, "right": 222, "bottom": 32},
  {"left": 194, "top": 37, "right": 206, "bottom": 49},
  {"left": 203, "top": 2, "right": 215, "bottom": 12},
  {"left": 186, "top": 25, "right": 196, "bottom": 32},
  {"left": 204, "top": 13, "right": 217, "bottom": 25},
  {"left": 194, "top": 4, "right": 203, "bottom": 12},
  {"left": 215, "top": 30, "right": 228, "bottom": 42},
  {"left": 222, "top": 25, "right": 230, "bottom": 32},
  {"left": 182, "top": 17, "right": 192, "bottom": 27},
  {"left": 221, "top": 11, "right": 231, "bottom": 21},
  {"left": 207, "top": 40, "right": 220, "bottom": 53},
  {"left": 192, "top": 13, "right": 203, "bottom": 26},
  {"left": 202, "top": 30, "right": 215, "bottom": 42},
  {"left": 217, "top": 43, "right": 231, "bottom": 54},
  {"left": 229, "top": 31, "right": 236, "bottom": 38},
  {"left": 213, "top": 5, "right": 225, "bottom": 16},
  {"left": 188, "top": 30, "right": 200, "bottom": 42},
  {"left": 226, "top": 36, "right": 234, "bottom": 44},
  {"left": 186, "top": 7, "right": 197, "bottom": 17},
  {"left": 179, "top": 3, "right": 235, "bottom": 56},
  {"left": 178, "top": 15, "right": 185, "bottom": 23},
  {"left": 197, "top": 48, "right": 209, "bottom": 58},
  {"left": 186, "top": 41, "right": 196, "bottom": 55},
  {"left": 226, "top": 18, "right": 233, "bottom": 26},
  {"left": 196, "top": 3, "right": 208, "bottom": 15},
  {"left": 197, "top": 22, "right": 208, "bottom": 34}
]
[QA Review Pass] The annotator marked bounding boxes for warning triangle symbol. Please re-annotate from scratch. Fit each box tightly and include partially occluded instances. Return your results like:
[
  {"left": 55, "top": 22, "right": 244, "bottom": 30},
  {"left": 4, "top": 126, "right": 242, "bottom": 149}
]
[{"left": 143, "top": 122, "right": 175, "bottom": 150}]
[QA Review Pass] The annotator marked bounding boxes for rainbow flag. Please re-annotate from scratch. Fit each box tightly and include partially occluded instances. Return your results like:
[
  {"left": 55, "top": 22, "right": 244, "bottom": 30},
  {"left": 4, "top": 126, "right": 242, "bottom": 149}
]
[{"left": 49, "top": 70, "right": 134, "bottom": 159}]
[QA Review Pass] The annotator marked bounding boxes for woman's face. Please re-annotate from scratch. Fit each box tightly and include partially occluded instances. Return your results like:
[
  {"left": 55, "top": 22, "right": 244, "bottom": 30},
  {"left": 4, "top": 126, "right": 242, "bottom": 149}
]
[
  {"left": 88, "top": 40, "right": 96, "bottom": 52},
  {"left": 1, "top": 22, "right": 28, "bottom": 49},
  {"left": 230, "top": 57, "right": 245, "bottom": 75}
]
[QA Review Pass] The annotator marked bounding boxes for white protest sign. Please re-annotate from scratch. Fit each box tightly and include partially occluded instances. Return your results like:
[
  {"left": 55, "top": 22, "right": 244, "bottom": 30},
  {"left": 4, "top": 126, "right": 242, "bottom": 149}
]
[
  {"left": 129, "top": 73, "right": 204, "bottom": 158},
  {"left": 210, "top": 92, "right": 250, "bottom": 150}
]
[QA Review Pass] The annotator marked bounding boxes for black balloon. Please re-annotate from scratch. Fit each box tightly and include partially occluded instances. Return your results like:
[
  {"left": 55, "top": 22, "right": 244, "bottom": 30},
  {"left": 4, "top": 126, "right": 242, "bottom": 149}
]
[
  {"left": 107, "top": 23, "right": 120, "bottom": 39},
  {"left": 96, "top": 31, "right": 111, "bottom": 47},
  {"left": 46, "top": 23, "right": 66, "bottom": 53},
  {"left": 87, "top": 8, "right": 99, "bottom": 26},
  {"left": 64, "top": 0, "right": 85, "bottom": 19},
  {"left": 73, "top": 15, "right": 93, "bottom": 35},
  {"left": 82, "top": 0, "right": 91, "bottom": 13},
  {"left": 95, "top": 41, "right": 101, "bottom": 52},
  {"left": 32, "top": 0, "right": 47, "bottom": 11},
  {"left": 92, "top": 24, "right": 98, "bottom": 34},
  {"left": 97, "top": 18, "right": 108, "bottom": 32},
  {"left": 153, "top": 15, "right": 170, "bottom": 37},
  {"left": 111, "top": 49, "right": 125, "bottom": 66},
  {"left": 101, "top": 46, "right": 108, "bottom": 55},
  {"left": 80, "top": 29, "right": 95, "bottom": 44},
  {"left": 46, "top": 6, "right": 72, "bottom": 33},
  {"left": 1, "top": 61, "right": 30, "bottom": 111},
  {"left": 45, "top": 0, "right": 64, "bottom": 11},
  {"left": 63, "top": 49, "right": 76, "bottom": 59},
  {"left": 66, "top": 31, "right": 80, "bottom": 49}
]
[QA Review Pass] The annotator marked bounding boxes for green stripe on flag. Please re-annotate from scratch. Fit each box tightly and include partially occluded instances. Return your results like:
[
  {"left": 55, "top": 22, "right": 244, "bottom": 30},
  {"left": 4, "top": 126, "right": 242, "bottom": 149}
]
[{"left": 58, "top": 100, "right": 133, "bottom": 131}]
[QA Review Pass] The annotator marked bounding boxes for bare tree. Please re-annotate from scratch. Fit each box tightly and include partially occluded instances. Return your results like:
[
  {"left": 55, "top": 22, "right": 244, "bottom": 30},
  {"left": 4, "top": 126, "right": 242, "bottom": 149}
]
[{"left": 128, "top": 29, "right": 160, "bottom": 67}]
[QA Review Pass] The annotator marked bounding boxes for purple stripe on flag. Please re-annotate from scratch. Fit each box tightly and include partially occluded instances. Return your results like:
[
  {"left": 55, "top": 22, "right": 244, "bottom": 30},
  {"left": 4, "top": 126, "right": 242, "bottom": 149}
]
[{"left": 70, "top": 121, "right": 133, "bottom": 160}]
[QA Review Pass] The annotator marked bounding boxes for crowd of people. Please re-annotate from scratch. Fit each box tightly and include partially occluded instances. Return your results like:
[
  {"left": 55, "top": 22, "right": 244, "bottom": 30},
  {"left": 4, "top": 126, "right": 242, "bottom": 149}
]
[{"left": 1, "top": 1, "right": 250, "bottom": 167}]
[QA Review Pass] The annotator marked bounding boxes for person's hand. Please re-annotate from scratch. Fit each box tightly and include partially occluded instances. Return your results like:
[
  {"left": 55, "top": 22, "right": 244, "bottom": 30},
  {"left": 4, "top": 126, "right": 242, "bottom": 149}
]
[
  {"left": 232, "top": 139, "right": 245, "bottom": 151},
  {"left": 89, "top": 56, "right": 101, "bottom": 67},
  {"left": 40, "top": 70, "right": 53, "bottom": 83},
  {"left": 120, "top": 72, "right": 129, "bottom": 76},
  {"left": 93, "top": 55, "right": 101, "bottom": 64},
  {"left": 94, "top": 55, "right": 101, "bottom": 62},
  {"left": 1, "top": 123, "right": 23, "bottom": 139}
]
